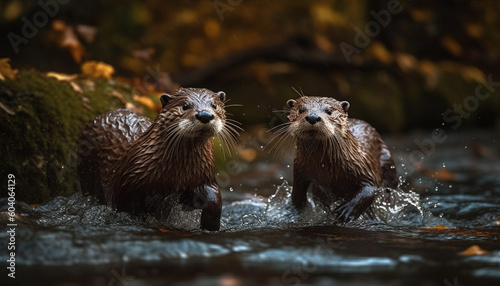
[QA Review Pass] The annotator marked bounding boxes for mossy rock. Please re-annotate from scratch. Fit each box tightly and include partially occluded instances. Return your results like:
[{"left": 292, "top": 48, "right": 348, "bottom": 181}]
[{"left": 0, "top": 71, "right": 138, "bottom": 204}]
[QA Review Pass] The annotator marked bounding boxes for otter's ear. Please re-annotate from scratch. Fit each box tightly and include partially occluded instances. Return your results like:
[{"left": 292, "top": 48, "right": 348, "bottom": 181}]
[
  {"left": 286, "top": 99, "right": 296, "bottom": 108},
  {"left": 340, "top": 101, "right": 350, "bottom": 113},
  {"left": 160, "top": 93, "right": 173, "bottom": 108},
  {"left": 217, "top": 91, "right": 226, "bottom": 102}
]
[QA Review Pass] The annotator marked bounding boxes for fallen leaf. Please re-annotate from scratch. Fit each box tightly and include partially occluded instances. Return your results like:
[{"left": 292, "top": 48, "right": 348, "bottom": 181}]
[
  {"left": 133, "top": 95, "right": 157, "bottom": 111},
  {"left": 52, "top": 19, "right": 66, "bottom": 31},
  {"left": 310, "top": 3, "right": 346, "bottom": 27},
  {"left": 53, "top": 21, "right": 85, "bottom": 63},
  {"left": 459, "top": 245, "right": 489, "bottom": 256},
  {"left": 366, "top": 42, "right": 392, "bottom": 64},
  {"left": 441, "top": 36, "right": 463, "bottom": 57},
  {"left": 46, "top": 72, "right": 77, "bottom": 81},
  {"left": 395, "top": 52, "right": 418, "bottom": 73},
  {"left": 81, "top": 61, "right": 114, "bottom": 80},
  {"left": 419, "top": 60, "right": 440, "bottom": 89},
  {"left": 0, "top": 58, "right": 18, "bottom": 80},
  {"left": 315, "top": 35, "right": 335, "bottom": 53},
  {"left": 69, "top": 81, "right": 83, "bottom": 93}
]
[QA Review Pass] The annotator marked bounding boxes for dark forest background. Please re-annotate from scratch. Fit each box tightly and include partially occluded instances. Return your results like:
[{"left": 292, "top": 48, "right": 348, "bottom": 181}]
[{"left": 2, "top": 0, "right": 500, "bottom": 132}]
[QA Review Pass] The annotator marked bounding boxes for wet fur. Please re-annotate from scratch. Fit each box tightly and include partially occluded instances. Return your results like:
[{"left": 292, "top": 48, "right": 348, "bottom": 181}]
[
  {"left": 273, "top": 96, "right": 398, "bottom": 221},
  {"left": 78, "top": 88, "right": 239, "bottom": 231}
]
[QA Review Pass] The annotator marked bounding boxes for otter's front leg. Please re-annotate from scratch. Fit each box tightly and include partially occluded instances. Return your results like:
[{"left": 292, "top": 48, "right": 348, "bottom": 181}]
[
  {"left": 334, "top": 183, "right": 376, "bottom": 222},
  {"left": 180, "top": 184, "right": 222, "bottom": 231},
  {"left": 291, "top": 172, "right": 311, "bottom": 211}
]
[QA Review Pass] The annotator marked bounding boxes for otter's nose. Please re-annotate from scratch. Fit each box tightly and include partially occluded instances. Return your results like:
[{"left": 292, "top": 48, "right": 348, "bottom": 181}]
[
  {"left": 305, "top": 114, "right": 321, "bottom": 125},
  {"left": 196, "top": 110, "right": 215, "bottom": 124}
]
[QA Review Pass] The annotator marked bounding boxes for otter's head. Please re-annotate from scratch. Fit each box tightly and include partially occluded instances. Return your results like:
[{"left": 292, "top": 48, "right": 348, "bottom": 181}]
[
  {"left": 159, "top": 88, "right": 226, "bottom": 138},
  {"left": 286, "top": 96, "right": 350, "bottom": 140}
]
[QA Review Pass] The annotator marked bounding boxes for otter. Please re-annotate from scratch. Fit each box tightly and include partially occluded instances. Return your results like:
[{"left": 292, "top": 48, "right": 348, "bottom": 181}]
[
  {"left": 277, "top": 96, "right": 398, "bottom": 222},
  {"left": 77, "top": 88, "right": 238, "bottom": 231}
]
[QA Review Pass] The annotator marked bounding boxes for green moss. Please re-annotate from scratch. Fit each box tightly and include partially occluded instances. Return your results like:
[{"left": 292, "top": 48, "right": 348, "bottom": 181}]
[{"left": 0, "top": 71, "right": 138, "bottom": 203}]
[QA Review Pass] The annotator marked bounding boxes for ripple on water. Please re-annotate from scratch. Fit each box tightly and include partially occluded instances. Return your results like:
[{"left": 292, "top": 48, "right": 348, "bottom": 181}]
[{"left": 244, "top": 248, "right": 398, "bottom": 273}]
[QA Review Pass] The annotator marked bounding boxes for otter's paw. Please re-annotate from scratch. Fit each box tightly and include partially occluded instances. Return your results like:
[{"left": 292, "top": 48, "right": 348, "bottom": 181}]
[
  {"left": 334, "top": 185, "right": 375, "bottom": 222},
  {"left": 333, "top": 200, "right": 364, "bottom": 222}
]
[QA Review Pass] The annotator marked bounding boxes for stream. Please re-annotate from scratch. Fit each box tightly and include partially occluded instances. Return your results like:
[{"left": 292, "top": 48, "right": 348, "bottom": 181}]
[{"left": 1, "top": 130, "right": 499, "bottom": 286}]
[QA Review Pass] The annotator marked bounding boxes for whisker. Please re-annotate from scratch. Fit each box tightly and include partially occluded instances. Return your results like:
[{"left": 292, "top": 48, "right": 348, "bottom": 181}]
[
  {"left": 291, "top": 86, "right": 305, "bottom": 97},
  {"left": 272, "top": 109, "right": 290, "bottom": 114},
  {"left": 224, "top": 104, "right": 243, "bottom": 108},
  {"left": 266, "top": 123, "right": 296, "bottom": 158}
]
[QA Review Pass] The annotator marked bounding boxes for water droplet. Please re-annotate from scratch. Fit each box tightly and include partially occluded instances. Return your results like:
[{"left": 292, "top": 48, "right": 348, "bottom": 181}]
[
  {"left": 442, "top": 163, "right": 446, "bottom": 168},
  {"left": 464, "top": 145, "right": 468, "bottom": 149},
  {"left": 286, "top": 165, "right": 290, "bottom": 168},
  {"left": 279, "top": 175, "right": 284, "bottom": 180},
  {"left": 229, "top": 187, "right": 234, "bottom": 192}
]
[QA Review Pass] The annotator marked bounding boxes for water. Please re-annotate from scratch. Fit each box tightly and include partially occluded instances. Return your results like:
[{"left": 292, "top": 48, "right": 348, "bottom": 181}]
[{"left": 1, "top": 130, "right": 499, "bottom": 285}]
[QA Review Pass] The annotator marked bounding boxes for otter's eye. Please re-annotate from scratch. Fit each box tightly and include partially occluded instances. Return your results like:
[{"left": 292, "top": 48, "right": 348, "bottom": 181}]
[
  {"left": 325, "top": 108, "right": 333, "bottom": 115},
  {"left": 211, "top": 103, "right": 218, "bottom": 110},
  {"left": 298, "top": 106, "right": 306, "bottom": 114},
  {"left": 182, "top": 103, "right": 191, "bottom": 110}
]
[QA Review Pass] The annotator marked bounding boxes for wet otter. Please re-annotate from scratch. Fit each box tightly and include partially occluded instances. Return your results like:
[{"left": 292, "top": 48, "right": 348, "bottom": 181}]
[
  {"left": 277, "top": 96, "right": 398, "bottom": 221},
  {"left": 77, "top": 88, "right": 238, "bottom": 231}
]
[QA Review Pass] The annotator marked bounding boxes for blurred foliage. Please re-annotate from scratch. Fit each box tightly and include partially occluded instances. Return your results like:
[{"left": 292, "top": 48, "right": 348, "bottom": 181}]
[
  {"left": 1, "top": 0, "right": 500, "bottom": 202},
  {"left": 1, "top": 0, "right": 499, "bottom": 131},
  {"left": 0, "top": 70, "right": 145, "bottom": 202}
]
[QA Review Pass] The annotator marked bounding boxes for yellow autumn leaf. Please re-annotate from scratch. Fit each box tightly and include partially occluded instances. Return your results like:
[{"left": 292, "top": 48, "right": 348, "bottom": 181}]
[
  {"left": 0, "top": 58, "right": 18, "bottom": 81},
  {"left": 366, "top": 42, "right": 392, "bottom": 64},
  {"left": 81, "top": 61, "right": 114, "bottom": 80},
  {"left": 419, "top": 60, "right": 440, "bottom": 89},
  {"left": 46, "top": 72, "right": 77, "bottom": 81},
  {"left": 459, "top": 245, "right": 489, "bottom": 256},
  {"left": 395, "top": 52, "right": 417, "bottom": 73},
  {"left": 441, "top": 36, "right": 463, "bottom": 57},
  {"left": 133, "top": 95, "right": 157, "bottom": 111},
  {"left": 310, "top": 3, "right": 346, "bottom": 28}
]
